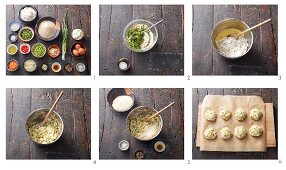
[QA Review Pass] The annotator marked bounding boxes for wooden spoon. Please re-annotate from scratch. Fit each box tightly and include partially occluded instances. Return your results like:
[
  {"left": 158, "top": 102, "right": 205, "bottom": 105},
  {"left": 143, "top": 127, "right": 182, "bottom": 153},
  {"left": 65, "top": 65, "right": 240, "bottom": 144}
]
[
  {"left": 38, "top": 91, "right": 64, "bottom": 127},
  {"left": 231, "top": 18, "right": 271, "bottom": 39},
  {"left": 146, "top": 102, "right": 175, "bottom": 121}
]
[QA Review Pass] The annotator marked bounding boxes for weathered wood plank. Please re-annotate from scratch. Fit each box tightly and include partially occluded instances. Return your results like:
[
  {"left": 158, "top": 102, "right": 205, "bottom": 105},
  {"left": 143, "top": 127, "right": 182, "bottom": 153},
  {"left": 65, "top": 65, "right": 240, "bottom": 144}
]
[{"left": 192, "top": 5, "right": 214, "bottom": 75}]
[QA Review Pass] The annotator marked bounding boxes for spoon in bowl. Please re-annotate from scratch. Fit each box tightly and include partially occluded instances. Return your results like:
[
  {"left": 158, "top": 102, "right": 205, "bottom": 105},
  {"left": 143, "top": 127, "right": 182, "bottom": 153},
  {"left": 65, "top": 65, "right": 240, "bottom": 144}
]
[
  {"left": 38, "top": 91, "right": 64, "bottom": 127},
  {"left": 146, "top": 101, "right": 175, "bottom": 122},
  {"left": 229, "top": 18, "right": 272, "bottom": 39},
  {"left": 144, "top": 19, "right": 163, "bottom": 32}
]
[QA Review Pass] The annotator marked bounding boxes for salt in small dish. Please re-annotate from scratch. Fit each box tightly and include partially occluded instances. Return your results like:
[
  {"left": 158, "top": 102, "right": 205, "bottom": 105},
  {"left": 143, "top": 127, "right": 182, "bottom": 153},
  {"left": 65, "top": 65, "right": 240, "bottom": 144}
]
[
  {"left": 76, "top": 63, "right": 86, "bottom": 72},
  {"left": 118, "top": 140, "right": 129, "bottom": 151},
  {"left": 118, "top": 58, "right": 130, "bottom": 71},
  {"left": 9, "top": 34, "right": 18, "bottom": 43}
]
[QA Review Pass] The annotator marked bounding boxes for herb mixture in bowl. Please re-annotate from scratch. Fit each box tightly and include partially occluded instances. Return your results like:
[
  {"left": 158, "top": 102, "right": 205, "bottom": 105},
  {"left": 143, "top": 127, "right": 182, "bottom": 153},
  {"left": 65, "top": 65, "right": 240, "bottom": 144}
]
[
  {"left": 127, "top": 106, "right": 162, "bottom": 141},
  {"left": 123, "top": 19, "right": 158, "bottom": 52},
  {"left": 19, "top": 27, "right": 34, "bottom": 42},
  {"left": 26, "top": 109, "right": 63, "bottom": 145}
]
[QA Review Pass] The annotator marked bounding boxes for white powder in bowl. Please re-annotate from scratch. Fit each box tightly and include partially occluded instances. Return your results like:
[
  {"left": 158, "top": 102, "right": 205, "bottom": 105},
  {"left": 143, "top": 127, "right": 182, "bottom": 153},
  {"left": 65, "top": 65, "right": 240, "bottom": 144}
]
[
  {"left": 20, "top": 7, "right": 37, "bottom": 22},
  {"left": 112, "top": 95, "right": 134, "bottom": 112},
  {"left": 217, "top": 36, "right": 249, "bottom": 58},
  {"left": 119, "top": 61, "right": 128, "bottom": 70}
]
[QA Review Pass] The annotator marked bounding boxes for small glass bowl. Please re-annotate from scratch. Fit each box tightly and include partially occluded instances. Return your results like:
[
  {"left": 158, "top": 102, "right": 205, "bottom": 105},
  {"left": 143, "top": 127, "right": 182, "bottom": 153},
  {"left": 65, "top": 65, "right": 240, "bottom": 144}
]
[{"left": 123, "top": 19, "right": 158, "bottom": 53}]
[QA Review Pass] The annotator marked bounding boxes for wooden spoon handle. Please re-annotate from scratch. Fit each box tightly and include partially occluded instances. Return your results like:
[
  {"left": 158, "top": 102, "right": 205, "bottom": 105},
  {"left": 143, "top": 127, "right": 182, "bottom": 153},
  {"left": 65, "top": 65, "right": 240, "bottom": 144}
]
[
  {"left": 237, "top": 18, "right": 271, "bottom": 37},
  {"left": 41, "top": 91, "right": 64, "bottom": 126},
  {"left": 148, "top": 102, "right": 175, "bottom": 120}
]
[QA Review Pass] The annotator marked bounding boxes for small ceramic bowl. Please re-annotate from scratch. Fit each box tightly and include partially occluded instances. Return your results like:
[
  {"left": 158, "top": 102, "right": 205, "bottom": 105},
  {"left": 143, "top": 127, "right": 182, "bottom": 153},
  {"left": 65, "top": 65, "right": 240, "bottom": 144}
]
[
  {"left": 71, "top": 42, "right": 87, "bottom": 58},
  {"left": 19, "top": 43, "right": 31, "bottom": 54},
  {"left": 25, "top": 108, "right": 64, "bottom": 145},
  {"left": 18, "top": 26, "right": 35, "bottom": 42},
  {"left": 76, "top": 63, "right": 86, "bottom": 72},
  {"left": 134, "top": 150, "right": 144, "bottom": 159},
  {"left": 51, "top": 62, "right": 62, "bottom": 73},
  {"left": 106, "top": 88, "right": 135, "bottom": 112},
  {"left": 118, "top": 58, "right": 130, "bottom": 71},
  {"left": 118, "top": 140, "right": 129, "bottom": 151},
  {"left": 9, "top": 34, "right": 18, "bottom": 43},
  {"left": 18, "top": 5, "right": 38, "bottom": 24},
  {"left": 7, "top": 44, "right": 18, "bottom": 55},
  {"left": 9, "top": 21, "right": 21, "bottom": 32},
  {"left": 48, "top": 44, "right": 60, "bottom": 58},
  {"left": 154, "top": 141, "right": 166, "bottom": 152},
  {"left": 31, "top": 43, "right": 46, "bottom": 58},
  {"left": 23, "top": 58, "right": 37, "bottom": 72},
  {"left": 7, "top": 59, "right": 19, "bottom": 72},
  {"left": 64, "top": 63, "right": 73, "bottom": 73}
]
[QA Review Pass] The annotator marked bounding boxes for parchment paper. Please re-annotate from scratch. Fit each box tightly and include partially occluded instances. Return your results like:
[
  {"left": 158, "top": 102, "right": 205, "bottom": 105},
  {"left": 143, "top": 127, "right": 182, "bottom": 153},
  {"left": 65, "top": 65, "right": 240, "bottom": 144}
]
[
  {"left": 196, "top": 103, "right": 276, "bottom": 148},
  {"left": 199, "top": 95, "right": 266, "bottom": 152}
]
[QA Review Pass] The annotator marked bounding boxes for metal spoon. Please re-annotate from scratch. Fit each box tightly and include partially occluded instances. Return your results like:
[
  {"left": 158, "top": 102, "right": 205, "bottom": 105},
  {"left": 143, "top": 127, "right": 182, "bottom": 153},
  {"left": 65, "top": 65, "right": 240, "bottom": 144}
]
[
  {"left": 230, "top": 18, "right": 271, "bottom": 39},
  {"left": 144, "top": 19, "right": 163, "bottom": 32}
]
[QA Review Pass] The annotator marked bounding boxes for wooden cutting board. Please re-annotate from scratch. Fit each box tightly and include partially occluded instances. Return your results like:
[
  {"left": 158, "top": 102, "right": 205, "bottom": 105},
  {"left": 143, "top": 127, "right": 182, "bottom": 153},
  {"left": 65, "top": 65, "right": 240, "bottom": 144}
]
[{"left": 196, "top": 95, "right": 276, "bottom": 152}]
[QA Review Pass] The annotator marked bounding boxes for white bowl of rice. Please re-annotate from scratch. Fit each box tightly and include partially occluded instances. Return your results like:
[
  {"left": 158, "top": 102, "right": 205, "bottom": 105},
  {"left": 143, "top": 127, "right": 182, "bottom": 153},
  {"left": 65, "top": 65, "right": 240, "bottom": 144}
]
[{"left": 211, "top": 18, "right": 253, "bottom": 59}]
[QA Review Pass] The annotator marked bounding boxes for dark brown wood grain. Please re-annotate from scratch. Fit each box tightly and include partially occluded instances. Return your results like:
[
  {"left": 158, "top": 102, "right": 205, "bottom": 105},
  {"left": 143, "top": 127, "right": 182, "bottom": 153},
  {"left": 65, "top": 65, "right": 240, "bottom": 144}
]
[
  {"left": 6, "top": 5, "right": 91, "bottom": 75},
  {"left": 99, "top": 5, "right": 184, "bottom": 75},
  {"left": 6, "top": 88, "right": 91, "bottom": 159},
  {"left": 192, "top": 88, "right": 278, "bottom": 159},
  {"left": 192, "top": 5, "right": 278, "bottom": 75},
  {"left": 99, "top": 88, "right": 184, "bottom": 159}
]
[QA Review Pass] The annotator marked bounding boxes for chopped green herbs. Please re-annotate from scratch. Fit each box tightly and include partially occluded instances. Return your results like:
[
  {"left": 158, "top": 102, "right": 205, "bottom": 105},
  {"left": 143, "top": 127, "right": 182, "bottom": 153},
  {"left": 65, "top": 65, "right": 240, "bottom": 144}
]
[
  {"left": 21, "top": 28, "right": 33, "bottom": 40},
  {"left": 127, "top": 24, "right": 150, "bottom": 50}
]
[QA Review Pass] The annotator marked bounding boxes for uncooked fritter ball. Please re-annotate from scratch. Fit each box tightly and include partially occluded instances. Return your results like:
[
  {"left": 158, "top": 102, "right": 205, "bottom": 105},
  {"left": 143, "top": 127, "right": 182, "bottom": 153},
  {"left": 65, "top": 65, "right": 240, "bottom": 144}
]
[
  {"left": 250, "top": 108, "right": 262, "bottom": 121},
  {"left": 204, "top": 110, "right": 217, "bottom": 121},
  {"left": 235, "top": 108, "right": 247, "bottom": 121},
  {"left": 219, "top": 127, "right": 232, "bottom": 140},
  {"left": 249, "top": 125, "right": 263, "bottom": 137},
  {"left": 234, "top": 126, "right": 247, "bottom": 139},
  {"left": 220, "top": 107, "right": 231, "bottom": 121},
  {"left": 204, "top": 127, "right": 217, "bottom": 140}
]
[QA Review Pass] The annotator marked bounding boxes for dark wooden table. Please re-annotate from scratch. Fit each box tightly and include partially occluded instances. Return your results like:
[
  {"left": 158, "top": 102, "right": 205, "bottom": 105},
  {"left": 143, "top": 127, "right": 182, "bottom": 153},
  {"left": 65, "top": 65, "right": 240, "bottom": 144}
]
[
  {"left": 6, "top": 88, "right": 91, "bottom": 159},
  {"left": 192, "top": 88, "right": 278, "bottom": 159},
  {"left": 192, "top": 5, "right": 278, "bottom": 75},
  {"left": 6, "top": 5, "right": 91, "bottom": 75},
  {"left": 99, "top": 88, "right": 184, "bottom": 159},
  {"left": 99, "top": 5, "right": 184, "bottom": 75}
]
